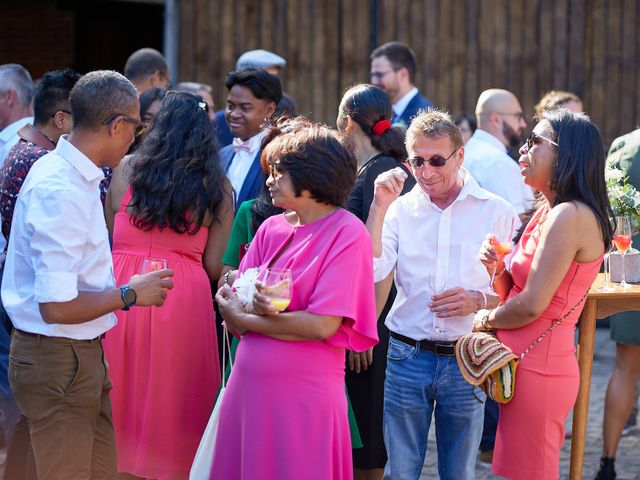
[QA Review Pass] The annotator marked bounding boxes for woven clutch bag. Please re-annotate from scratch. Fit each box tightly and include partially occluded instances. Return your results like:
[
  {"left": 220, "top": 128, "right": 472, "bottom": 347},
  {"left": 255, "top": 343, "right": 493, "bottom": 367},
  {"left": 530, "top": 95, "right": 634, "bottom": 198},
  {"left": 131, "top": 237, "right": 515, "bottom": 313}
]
[{"left": 455, "top": 332, "right": 518, "bottom": 403}]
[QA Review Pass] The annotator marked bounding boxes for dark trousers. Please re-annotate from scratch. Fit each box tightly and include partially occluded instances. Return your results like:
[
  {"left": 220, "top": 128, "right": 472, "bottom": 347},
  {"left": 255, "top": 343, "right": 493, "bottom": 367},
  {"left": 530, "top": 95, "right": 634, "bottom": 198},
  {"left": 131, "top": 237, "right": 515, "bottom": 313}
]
[{"left": 9, "top": 331, "right": 116, "bottom": 480}]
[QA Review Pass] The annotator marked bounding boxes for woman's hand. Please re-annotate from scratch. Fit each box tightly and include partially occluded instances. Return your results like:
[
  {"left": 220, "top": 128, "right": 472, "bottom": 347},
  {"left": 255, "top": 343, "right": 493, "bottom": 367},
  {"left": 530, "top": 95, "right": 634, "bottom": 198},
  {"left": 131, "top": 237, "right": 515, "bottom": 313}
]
[
  {"left": 215, "top": 284, "right": 248, "bottom": 336},
  {"left": 429, "top": 288, "right": 482, "bottom": 318},
  {"left": 252, "top": 280, "right": 280, "bottom": 316},
  {"left": 348, "top": 349, "right": 374, "bottom": 373},
  {"left": 479, "top": 234, "right": 510, "bottom": 274}
]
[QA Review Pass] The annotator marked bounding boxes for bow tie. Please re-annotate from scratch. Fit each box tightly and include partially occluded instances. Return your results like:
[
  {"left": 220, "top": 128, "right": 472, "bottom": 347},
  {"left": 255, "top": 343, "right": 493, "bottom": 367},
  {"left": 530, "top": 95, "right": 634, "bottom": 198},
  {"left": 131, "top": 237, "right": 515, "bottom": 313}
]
[{"left": 232, "top": 137, "right": 253, "bottom": 154}]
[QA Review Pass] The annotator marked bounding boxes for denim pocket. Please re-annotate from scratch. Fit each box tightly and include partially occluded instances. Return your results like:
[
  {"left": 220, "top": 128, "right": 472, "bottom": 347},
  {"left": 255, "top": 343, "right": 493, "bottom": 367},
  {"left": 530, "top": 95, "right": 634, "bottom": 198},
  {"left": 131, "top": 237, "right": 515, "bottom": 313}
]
[
  {"left": 387, "top": 336, "right": 416, "bottom": 361},
  {"left": 472, "top": 385, "right": 488, "bottom": 404}
]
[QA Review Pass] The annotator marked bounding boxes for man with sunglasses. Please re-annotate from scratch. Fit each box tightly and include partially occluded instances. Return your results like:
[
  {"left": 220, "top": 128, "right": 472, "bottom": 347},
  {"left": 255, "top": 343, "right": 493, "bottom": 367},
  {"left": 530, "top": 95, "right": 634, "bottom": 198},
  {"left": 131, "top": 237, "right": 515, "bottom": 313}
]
[
  {"left": 366, "top": 109, "right": 517, "bottom": 480},
  {"left": 1, "top": 70, "right": 173, "bottom": 479},
  {"left": 463, "top": 88, "right": 535, "bottom": 217}
]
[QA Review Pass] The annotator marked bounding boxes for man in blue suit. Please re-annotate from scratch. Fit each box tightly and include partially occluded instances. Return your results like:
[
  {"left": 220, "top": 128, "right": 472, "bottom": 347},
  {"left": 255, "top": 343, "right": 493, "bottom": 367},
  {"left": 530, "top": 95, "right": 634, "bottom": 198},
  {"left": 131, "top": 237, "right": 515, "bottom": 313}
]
[
  {"left": 218, "top": 68, "right": 282, "bottom": 211},
  {"left": 370, "top": 42, "right": 432, "bottom": 130}
]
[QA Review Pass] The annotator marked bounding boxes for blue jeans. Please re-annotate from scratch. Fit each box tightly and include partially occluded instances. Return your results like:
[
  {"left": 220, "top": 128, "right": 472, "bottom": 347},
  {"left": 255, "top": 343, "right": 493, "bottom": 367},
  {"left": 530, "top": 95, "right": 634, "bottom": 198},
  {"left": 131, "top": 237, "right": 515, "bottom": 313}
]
[{"left": 383, "top": 336, "right": 485, "bottom": 480}]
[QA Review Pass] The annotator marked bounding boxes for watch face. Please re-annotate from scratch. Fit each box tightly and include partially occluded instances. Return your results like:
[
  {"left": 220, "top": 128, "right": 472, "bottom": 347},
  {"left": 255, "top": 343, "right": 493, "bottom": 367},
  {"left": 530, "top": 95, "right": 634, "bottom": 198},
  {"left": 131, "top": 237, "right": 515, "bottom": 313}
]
[{"left": 123, "top": 287, "right": 137, "bottom": 305}]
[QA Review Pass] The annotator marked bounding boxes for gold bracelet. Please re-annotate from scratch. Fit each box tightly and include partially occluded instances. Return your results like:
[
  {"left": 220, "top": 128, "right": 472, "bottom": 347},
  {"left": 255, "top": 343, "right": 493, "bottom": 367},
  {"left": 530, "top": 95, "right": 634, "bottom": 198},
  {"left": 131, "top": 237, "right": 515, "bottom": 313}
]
[{"left": 494, "top": 266, "right": 506, "bottom": 278}]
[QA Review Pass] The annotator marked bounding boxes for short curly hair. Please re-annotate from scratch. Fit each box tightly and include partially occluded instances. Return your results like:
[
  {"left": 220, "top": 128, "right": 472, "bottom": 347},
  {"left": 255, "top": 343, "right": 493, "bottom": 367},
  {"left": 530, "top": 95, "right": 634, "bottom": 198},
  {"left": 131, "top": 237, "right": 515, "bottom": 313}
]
[{"left": 261, "top": 117, "right": 356, "bottom": 207}]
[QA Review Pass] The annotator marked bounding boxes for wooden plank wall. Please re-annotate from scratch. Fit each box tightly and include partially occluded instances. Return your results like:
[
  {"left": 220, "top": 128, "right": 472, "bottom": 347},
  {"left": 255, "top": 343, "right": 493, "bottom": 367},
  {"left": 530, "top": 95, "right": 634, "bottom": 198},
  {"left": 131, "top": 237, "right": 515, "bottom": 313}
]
[{"left": 179, "top": 0, "right": 639, "bottom": 146}]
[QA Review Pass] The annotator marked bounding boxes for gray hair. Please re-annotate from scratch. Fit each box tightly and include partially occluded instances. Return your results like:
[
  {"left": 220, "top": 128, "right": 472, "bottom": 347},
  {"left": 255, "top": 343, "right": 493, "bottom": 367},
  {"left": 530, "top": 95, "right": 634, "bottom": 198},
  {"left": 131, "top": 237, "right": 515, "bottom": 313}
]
[
  {"left": 175, "top": 82, "right": 212, "bottom": 94},
  {"left": 406, "top": 108, "right": 464, "bottom": 150},
  {"left": 0, "top": 64, "right": 34, "bottom": 107},
  {"left": 69, "top": 70, "right": 138, "bottom": 129}
]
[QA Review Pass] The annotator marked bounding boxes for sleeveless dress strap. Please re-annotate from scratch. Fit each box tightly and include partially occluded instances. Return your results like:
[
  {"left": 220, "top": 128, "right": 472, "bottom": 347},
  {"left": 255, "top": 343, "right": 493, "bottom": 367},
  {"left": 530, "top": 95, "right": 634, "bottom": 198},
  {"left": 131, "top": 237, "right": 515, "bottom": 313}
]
[{"left": 119, "top": 186, "right": 133, "bottom": 213}]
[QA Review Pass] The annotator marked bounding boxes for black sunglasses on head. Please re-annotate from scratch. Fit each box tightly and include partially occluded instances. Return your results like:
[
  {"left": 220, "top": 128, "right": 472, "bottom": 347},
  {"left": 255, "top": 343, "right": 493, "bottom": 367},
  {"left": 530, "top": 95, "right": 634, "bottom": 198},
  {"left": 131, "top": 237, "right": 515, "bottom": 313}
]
[{"left": 407, "top": 147, "right": 460, "bottom": 168}]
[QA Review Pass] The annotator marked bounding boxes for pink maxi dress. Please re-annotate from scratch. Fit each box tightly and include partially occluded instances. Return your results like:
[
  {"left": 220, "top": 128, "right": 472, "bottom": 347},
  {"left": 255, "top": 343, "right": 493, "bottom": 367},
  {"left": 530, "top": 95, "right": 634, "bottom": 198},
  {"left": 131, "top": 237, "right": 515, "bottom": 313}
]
[
  {"left": 210, "top": 209, "right": 378, "bottom": 480},
  {"left": 493, "top": 206, "right": 602, "bottom": 479},
  {"left": 104, "top": 188, "right": 220, "bottom": 479}
]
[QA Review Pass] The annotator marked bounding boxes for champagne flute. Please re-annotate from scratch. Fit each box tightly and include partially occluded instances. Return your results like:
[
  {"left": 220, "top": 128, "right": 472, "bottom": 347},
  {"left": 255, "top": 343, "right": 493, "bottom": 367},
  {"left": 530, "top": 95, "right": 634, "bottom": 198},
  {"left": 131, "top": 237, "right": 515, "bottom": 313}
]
[
  {"left": 258, "top": 268, "right": 293, "bottom": 311},
  {"left": 489, "top": 213, "right": 515, "bottom": 291},
  {"left": 613, "top": 216, "right": 633, "bottom": 289},
  {"left": 140, "top": 257, "right": 168, "bottom": 273}
]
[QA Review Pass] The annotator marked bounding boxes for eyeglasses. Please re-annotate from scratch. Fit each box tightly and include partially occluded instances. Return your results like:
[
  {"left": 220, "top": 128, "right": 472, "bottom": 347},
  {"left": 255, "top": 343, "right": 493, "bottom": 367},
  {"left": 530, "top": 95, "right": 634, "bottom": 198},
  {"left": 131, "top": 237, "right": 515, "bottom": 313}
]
[
  {"left": 369, "top": 69, "right": 395, "bottom": 81},
  {"left": 103, "top": 114, "right": 148, "bottom": 138},
  {"left": 525, "top": 132, "right": 558, "bottom": 151},
  {"left": 267, "top": 163, "right": 284, "bottom": 179},
  {"left": 50, "top": 109, "right": 71, "bottom": 118},
  {"left": 497, "top": 111, "right": 526, "bottom": 121},
  {"left": 407, "top": 147, "right": 460, "bottom": 168}
]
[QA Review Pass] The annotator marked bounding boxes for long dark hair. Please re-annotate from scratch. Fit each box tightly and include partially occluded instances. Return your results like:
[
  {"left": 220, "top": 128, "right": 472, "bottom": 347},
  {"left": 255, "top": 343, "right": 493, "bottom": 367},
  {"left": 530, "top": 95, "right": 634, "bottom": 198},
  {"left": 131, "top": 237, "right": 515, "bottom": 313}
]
[
  {"left": 339, "top": 84, "right": 407, "bottom": 162},
  {"left": 128, "top": 91, "right": 228, "bottom": 234},
  {"left": 544, "top": 109, "right": 614, "bottom": 248}
]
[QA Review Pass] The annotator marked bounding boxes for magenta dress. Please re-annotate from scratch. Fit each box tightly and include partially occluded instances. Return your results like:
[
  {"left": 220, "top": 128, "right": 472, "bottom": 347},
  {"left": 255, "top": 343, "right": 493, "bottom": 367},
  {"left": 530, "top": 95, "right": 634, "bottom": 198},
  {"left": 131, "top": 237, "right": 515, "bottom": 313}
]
[
  {"left": 211, "top": 209, "right": 378, "bottom": 480},
  {"left": 492, "top": 206, "right": 602, "bottom": 479},
  {"left": 103, "top": 188, "right": 220, "bottom": 479}
]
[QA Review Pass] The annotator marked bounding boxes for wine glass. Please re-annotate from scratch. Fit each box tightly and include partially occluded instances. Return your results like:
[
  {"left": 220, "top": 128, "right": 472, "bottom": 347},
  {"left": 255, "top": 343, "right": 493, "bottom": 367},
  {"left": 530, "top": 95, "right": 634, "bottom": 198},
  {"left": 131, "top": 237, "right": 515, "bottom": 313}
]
[
  {"left": 258, "top": 268, "right": 293, "bottom": 311},
  {"left": 488, "top": 213, "right": 515, "bottom": 291},
  {"left": 140, "top": 257, "right": 168, "bottom": 274},
  {"left": 613, "top": 216, "right": 633, "bottom": 289},
  {"left": 429, "top": 264, "right": 447, "bottom": 334}
]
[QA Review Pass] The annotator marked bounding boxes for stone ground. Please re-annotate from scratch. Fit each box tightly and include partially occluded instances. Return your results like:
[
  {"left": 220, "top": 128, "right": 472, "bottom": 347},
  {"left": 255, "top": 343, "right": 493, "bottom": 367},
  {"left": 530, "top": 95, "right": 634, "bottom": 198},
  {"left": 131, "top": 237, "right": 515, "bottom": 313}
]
[{"left": 420, "top": 326, "right": 640, "bottom": 479}]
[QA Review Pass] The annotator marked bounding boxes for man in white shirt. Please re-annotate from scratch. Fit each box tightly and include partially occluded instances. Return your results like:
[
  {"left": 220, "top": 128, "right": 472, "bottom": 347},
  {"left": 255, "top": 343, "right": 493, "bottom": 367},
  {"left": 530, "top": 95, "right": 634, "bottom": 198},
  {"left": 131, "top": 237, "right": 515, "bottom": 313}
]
[
  {"left": 369, "top": 42, "right": 432, "bottom": 130},
  {"left": 463, "top": 89, "right": 535, "bottom": 216},
  {"left": 366, "top": 109, "right": 517, "bottom": 479},
  {"left": 0, "top": 64, "right": 34, "bottom": 164},
  {"left": 218, "top": 68, "right": 283, "bottom": 210},
  {"left": 1, "top": 70, "right": 173, "bottom": 479}
]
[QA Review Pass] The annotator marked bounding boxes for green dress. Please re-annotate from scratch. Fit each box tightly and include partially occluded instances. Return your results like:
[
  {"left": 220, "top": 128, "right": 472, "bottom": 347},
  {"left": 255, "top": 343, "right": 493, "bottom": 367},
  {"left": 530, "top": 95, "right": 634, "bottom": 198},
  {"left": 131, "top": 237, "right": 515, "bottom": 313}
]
[{"left": 219, "top": 199, "right": 363, "bottom": 448}]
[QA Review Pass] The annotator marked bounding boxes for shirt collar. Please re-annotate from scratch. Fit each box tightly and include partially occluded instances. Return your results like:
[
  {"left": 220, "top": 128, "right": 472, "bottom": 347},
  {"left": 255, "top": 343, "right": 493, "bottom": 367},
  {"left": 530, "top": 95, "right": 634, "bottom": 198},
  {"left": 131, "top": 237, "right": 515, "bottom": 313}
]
[
  {"left": 0, "top": 117, "right": 33, "bottom": 142},
  {"left": 470, "top": 129, "right": 508, "bottom": 153},
  {"left": 234, "top": 129, "right": 269, "bottom": 155},
  {"left": 392, "top": 87, "right": 419, "bottom": 117},
  {"left": 56, "top": 135, "right": 105, "bottom": 183},
  {"left": 412, "top": 167, "right": 493, "bottom": 208}
]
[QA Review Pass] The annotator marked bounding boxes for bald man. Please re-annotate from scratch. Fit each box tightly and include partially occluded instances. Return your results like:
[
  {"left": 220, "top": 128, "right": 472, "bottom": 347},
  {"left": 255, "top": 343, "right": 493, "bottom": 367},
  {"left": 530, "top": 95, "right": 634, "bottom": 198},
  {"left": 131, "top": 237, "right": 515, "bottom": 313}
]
[{"left": 463, "top": 89, "right": 534, "bottom": 215}]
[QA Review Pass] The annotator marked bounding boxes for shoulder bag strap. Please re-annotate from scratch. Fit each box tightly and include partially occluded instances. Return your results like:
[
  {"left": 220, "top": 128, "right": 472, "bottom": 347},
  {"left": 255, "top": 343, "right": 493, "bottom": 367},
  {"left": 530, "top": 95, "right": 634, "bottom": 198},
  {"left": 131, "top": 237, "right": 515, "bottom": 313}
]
[{"left": 519, "top": 291, "right": 588, "bottom": 360}]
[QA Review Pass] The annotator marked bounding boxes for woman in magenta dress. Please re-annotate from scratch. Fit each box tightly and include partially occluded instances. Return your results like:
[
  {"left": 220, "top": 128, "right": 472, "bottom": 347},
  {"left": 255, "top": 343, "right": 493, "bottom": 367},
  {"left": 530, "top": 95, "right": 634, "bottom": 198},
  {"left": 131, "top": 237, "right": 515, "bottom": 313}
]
[
  {"left": 214, "top": 119, "right": 378, "bottom": 480},
  {"left": 478, "top": 109, "right": 613, "bottom": 479},
  {"left": 104, "top": 91, "right": 234, "bottom": 479}
]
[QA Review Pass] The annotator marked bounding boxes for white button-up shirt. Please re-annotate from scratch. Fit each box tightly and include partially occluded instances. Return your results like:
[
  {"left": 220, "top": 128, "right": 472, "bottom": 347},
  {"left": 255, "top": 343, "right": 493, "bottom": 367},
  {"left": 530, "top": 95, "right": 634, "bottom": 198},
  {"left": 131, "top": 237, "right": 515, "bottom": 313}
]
[
  {"left": 0, "top": 116, "right": 33, "bottom": 164},
  {"left": 392, "top": 87, "right": 419, "bottom": 120},
  {"left": 374, "top": 169, "right": 517, "bottom": 341},
  {"left": 227, "top": 130, "right": 268, "bottom": 201},
  {"left": 463, "top": 129, "right": 535, "bottom": 215},
  {"left": 1, "top": 136, "right": 116, "bottom": 339}
]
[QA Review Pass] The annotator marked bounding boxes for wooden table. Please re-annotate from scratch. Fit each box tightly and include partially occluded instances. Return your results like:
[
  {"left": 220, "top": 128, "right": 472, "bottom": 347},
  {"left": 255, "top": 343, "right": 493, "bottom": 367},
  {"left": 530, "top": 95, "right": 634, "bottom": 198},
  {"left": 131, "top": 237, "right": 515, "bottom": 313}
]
[{"left": 570, "top": 273, "right": 640, "bottom": 479}]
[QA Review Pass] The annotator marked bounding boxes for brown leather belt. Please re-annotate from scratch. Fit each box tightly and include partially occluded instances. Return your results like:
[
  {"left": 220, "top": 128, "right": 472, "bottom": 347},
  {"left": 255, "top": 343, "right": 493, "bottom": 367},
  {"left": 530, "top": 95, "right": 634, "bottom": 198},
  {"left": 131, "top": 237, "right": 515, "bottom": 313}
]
[
  {"left": 390, "top": 331, "right": 457, "bottom": 356},
  {"left": 14, "top": 329, "right": 104, "bottom": 343}
]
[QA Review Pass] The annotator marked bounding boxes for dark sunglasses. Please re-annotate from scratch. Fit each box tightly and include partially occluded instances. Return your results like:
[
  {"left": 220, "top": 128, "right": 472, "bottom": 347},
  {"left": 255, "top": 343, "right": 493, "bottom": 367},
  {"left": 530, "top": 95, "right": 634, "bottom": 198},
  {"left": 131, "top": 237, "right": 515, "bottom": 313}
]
[
  {"left": 267, "top": 163, "right": 284, "bottom": 179},
  {"left": 525, "top": 132, "right": 558, "bottom": 151},
  {"left": 103, "top": 114, "right": 148, "bottom": 138},
  {"left": 407, "top": 147, "right": 460, "bottom": 168}
]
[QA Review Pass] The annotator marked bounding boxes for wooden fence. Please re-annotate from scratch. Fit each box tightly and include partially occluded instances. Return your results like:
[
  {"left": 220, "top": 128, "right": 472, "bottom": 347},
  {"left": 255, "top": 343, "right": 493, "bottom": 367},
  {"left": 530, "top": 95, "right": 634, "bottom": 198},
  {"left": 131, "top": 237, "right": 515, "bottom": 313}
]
[{"left": 178, "top": 0, "right": 639, "bottom": 145}]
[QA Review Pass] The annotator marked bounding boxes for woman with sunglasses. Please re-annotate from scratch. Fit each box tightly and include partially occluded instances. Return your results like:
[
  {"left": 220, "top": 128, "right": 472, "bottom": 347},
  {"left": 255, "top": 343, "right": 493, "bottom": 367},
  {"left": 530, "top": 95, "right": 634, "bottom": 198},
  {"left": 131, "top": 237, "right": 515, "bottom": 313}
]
[
  {"left": 478, "top": 109, "right": 613, "bottom": 479},
  {"left": 103, "top": 91, "right": 234, "bottom": 479},
  {"left": 335, "top": 83, "right": 415, "bottom": 480}
]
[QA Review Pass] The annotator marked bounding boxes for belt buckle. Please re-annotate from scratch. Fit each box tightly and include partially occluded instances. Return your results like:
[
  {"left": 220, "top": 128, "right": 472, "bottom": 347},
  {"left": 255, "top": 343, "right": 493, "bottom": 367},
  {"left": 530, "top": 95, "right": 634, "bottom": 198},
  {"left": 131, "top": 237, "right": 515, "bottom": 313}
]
[{"left": 434, "top": 342, "right": 453, "bottom": 356}]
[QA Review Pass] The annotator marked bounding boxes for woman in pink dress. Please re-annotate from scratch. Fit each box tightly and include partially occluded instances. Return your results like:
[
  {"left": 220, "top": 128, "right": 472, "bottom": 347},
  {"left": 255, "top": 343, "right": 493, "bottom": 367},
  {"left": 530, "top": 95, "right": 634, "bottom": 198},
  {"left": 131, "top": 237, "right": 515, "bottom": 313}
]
[
  {"left": 104, "top": 91, "right": 234, "bottom": 479},
  {"left": 478, "top": 109, "right": 613, "bottom": 479},
  {"left": 214, "top": 119, "right": 378, "bottom": 480}
]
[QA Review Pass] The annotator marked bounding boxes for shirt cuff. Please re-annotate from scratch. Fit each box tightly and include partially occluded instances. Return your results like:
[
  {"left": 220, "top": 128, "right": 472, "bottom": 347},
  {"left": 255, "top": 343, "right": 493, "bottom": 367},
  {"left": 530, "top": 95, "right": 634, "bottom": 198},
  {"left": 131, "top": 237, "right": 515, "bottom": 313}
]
[{"left": 34, "top": 272, "right": 78, "bottom": 303}]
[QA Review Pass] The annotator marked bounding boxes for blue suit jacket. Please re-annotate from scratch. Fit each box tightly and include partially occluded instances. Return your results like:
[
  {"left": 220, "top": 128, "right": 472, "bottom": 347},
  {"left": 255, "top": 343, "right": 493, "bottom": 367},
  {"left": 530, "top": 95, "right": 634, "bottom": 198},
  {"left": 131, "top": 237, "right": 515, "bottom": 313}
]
[
  {"left": 396, "top": 91, "right": 432, "bottom": 128},
  {"left": 213, "top": 110, "right": 233, "bottom": 148},
  {"left": 219, "top": 144, "right": 265, "bottom": 212}
]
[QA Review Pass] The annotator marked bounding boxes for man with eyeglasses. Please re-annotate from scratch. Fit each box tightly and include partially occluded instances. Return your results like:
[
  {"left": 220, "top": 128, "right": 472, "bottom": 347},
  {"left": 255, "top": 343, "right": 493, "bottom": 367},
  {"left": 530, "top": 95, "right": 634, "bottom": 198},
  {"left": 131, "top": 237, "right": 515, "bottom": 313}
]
[
  {"left": 366, "top": 109, "right": 517, "bottom": 479},
  {"left": 370, "top": 41, "right": 432, "bottom": 129},
  {"left": 463, "top": 89, "right": 535, "bottom": 217},
  {"left": 1, "top": 70, "right": 174, "bottom": 479}
]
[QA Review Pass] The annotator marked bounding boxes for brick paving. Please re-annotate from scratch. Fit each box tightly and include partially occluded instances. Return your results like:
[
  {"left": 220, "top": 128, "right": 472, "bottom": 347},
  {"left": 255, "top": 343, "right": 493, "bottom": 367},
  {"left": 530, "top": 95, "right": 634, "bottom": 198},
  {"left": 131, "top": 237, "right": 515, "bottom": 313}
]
[{"left": 420, "top": 327, "right": 640, "bottom": 479}]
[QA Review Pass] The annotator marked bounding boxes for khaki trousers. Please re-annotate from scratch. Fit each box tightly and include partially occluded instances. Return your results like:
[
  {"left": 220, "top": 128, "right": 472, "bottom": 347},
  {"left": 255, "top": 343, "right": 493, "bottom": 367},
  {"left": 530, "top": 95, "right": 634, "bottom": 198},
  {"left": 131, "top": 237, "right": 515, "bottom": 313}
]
[{"left": 9, "top": 330, "right": 116, "bottom": 480}]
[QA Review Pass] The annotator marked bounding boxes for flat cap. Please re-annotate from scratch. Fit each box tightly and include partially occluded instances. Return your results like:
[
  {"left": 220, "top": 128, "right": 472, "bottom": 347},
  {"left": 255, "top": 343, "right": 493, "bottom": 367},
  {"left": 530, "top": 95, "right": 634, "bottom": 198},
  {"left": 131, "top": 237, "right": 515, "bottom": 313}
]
[{"left": 235, "top": 50, "right": 287, "bottom": 70}]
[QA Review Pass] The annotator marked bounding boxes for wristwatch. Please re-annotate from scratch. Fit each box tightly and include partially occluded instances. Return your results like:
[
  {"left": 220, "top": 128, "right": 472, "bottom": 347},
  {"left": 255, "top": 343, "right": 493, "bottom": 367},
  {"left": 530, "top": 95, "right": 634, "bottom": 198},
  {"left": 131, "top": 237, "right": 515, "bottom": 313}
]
[{"left": 119, "top": 285, "right": 137, "bottom": 311}]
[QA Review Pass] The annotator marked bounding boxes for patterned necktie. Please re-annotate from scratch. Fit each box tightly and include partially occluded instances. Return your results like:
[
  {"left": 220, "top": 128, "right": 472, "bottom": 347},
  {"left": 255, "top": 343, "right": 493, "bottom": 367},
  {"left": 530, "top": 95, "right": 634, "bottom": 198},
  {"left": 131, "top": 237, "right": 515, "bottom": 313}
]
[{"left": 232, "top": 137, "right": 252, "bottom": 154}]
